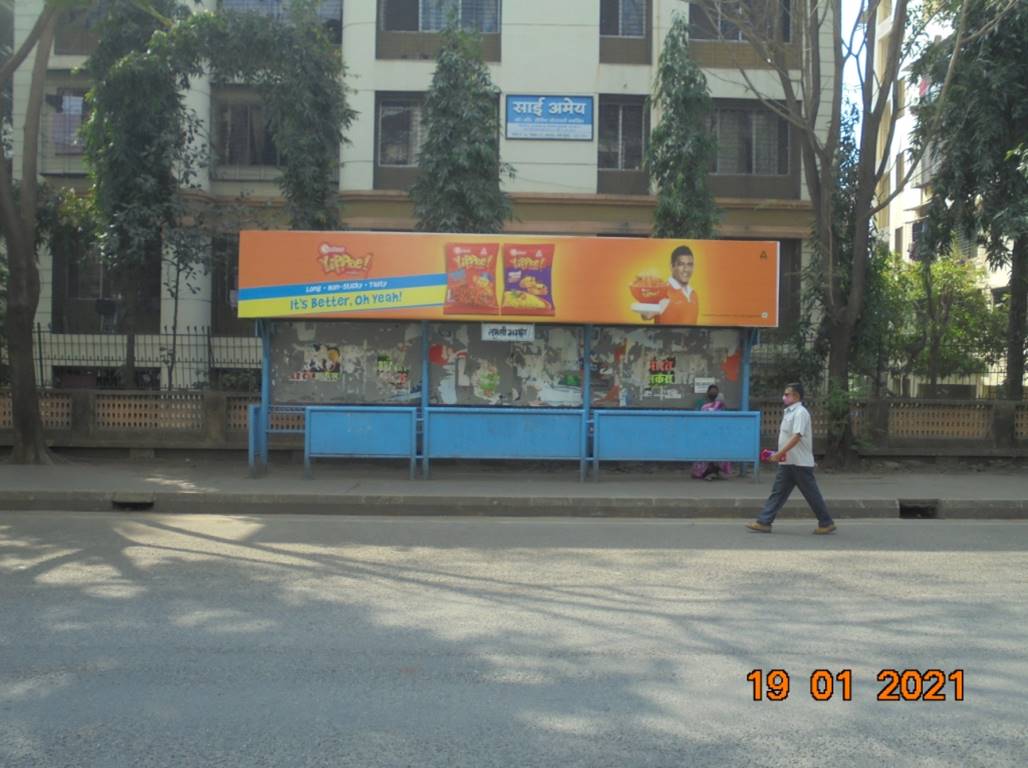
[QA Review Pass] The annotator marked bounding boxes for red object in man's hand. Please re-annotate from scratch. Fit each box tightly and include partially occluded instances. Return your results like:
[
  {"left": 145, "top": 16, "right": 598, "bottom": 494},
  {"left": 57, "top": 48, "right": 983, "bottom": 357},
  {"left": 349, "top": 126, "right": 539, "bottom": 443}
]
[{"left": 760, "top": 449, "right": 786, "bottom": 463}]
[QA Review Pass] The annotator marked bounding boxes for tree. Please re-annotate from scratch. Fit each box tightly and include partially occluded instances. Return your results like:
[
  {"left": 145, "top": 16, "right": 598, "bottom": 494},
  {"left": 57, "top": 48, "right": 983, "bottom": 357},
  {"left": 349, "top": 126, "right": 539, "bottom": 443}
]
[
  {"left": 912, "top": 0, "right": 1028, "bottom": 399},
  {"left": 186, "top": 2, "right": 356, "bottom": 230},
  {"left": 0, "top": 3, "right": 64, "bottom": 462},
  {"left": 82, "top": 1, "right": 354, "bottom": 383},
  {"left": 83, "top": 0, "right": 184, "bottom": 384},
  {"left": 1, "top": 0, "right": 353, "bottom": 461},
  {"left": 645, "top": 13, "right": 718, "bottom": 238},
  {"left": 689, "top": 0, "right": 986, "bottom": 462},
  {"left": 851, "top": 243, "right": 909, "bottom": 397},
  {"left": 881, "top": 250, "right": 1006, "bottom": 394},
  {"left": 411, "top": 23, "right": 512, "bottom": 233}
]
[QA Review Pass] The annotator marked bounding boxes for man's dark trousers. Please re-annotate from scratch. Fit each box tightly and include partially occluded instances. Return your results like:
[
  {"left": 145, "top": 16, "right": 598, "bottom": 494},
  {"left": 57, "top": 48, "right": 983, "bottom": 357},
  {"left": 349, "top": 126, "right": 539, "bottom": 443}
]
[{"left": 756, "top": 465, "right": 834, "bottom": 527}]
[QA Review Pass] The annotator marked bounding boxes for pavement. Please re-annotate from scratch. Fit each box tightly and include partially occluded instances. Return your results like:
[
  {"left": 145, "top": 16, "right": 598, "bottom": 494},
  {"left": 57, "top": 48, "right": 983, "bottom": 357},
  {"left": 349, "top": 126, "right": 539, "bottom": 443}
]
[{"left": 1, "top": 453, "right": 1026, "bottom": 518}]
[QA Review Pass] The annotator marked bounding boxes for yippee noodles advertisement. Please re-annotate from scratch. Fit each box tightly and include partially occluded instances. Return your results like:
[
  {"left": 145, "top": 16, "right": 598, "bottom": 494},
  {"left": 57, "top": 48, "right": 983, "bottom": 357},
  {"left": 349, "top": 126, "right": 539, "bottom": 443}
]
[{"left": 237, "top": 231, "right": 780, "bottom": 328}]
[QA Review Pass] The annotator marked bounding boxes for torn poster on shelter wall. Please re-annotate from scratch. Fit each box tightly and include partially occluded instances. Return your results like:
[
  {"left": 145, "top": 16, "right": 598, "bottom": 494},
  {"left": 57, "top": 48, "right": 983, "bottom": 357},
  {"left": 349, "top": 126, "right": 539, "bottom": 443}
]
[
  {"left": 290, "top": 343, "right": 342, "bottom": 382},
  {"left": 376, "top": 354, "right": 412, "bottom": 400},
  {"left": 271, "top": 321, "right": 421, "bottom": 404},
  {"left": 591, "top": 327, "right": 743, "bottom": 408},
  {"left": 507, "top": 327, "right": 583, "bottom": 406},
  {"left": 648, "top": 356, "right": 676, "bottom": 387},
  {"left": 429, "top": 324, "right": 584, "bottom": 406}
]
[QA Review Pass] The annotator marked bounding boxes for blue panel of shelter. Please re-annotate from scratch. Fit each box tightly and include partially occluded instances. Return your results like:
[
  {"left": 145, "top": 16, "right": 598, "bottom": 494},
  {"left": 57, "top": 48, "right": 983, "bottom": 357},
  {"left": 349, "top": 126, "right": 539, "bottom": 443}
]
[
  {"left": 307, "top": 406, "right": 417, "bottom": 457},
  {"left": 593, "top": 410, "right": 761, "bottom": 462},
  {"left": 427, "top": 407, "right": 585, "bottom": 460},
  {"left": 305, "top": 406, "right": 417, "bottom": 479}
]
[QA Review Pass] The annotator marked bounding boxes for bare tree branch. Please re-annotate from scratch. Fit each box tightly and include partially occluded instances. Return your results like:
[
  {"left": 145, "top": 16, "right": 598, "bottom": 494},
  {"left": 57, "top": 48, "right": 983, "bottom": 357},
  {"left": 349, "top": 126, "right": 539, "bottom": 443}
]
[
  {"left": 959, "top": 0, "right": 1019, "bottom": 45},
  {"left": 0, "top": 6, "right": 59, "bottom": 89},
  {"left": 868, "top": 0, "right": 973, "bottom": 217},
  {"left": 19, "top": 11, "right": 60, "bottom": 238}
]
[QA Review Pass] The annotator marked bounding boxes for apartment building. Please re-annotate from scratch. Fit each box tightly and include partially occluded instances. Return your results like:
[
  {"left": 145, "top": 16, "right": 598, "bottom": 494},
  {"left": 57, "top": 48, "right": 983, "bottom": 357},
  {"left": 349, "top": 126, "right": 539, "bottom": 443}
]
[{"left": 9, "top": 0, "right": 827, "bottom": 387}]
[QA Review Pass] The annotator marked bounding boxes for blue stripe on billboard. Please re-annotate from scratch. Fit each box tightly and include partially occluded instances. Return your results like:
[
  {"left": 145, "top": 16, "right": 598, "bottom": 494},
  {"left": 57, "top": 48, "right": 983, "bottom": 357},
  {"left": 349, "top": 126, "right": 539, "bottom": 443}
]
[{"left": 239, "top": 273, "right": 447, "bottom": 301}]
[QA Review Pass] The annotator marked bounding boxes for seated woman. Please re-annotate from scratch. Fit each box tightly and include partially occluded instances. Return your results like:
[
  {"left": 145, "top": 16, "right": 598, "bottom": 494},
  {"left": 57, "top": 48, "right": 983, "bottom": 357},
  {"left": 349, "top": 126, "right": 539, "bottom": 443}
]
[{"left": 691, "top": 384, "right": 734, "bottom": 480}]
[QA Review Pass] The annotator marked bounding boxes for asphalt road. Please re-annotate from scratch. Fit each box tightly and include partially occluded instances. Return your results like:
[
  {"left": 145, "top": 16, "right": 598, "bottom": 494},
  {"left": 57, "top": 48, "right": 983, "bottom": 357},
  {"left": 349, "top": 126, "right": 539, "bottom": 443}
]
[{"left": 1, "top": 513, "right": 1026, "bottom": 768}]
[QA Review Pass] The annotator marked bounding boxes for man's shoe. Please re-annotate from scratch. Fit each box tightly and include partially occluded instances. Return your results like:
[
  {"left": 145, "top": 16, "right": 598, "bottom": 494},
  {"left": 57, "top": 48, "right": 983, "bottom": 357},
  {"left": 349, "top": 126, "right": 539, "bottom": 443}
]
[
  {"left": 746, "top": 522, "right": 772, "bottom": 533},
  {"left": 813, "top": 523, "right": 837, "bottom": 535}
]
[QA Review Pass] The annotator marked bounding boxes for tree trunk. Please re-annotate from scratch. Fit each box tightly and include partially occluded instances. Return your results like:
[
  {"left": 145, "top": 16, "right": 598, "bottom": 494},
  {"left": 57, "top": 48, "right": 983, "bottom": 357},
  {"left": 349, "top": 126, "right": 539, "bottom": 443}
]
[
  {"left": 1006, "top": 235, "right": 1028, "bottom": 401},
  {"left": 4, "top": 231, "right": 51, "bottom": 463},
  {"left": 927, "top": 335, "right": 942, "bottom": 398},
  {"left": 823, "top": 316, "right": 856, "bottom": 467},
  {"left": 0, "top": 12, "right": 58, "bottom": 464}
]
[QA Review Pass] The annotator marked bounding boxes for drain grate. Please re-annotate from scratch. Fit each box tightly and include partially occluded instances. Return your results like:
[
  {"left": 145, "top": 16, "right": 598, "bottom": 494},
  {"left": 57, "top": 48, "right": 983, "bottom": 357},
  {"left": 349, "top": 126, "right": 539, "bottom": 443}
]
[
  {"left": 111, "top": 493, "right": 156, "bottom": 511},
  {"left": 898, "top": 499, "right": 939, "bottom": 519}
]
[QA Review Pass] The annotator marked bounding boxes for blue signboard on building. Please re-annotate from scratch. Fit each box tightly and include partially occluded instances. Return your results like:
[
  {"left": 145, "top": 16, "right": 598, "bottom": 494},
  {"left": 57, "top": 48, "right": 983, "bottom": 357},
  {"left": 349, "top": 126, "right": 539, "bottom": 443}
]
[{"left": 505, "top": 95, "right": 594, "bottom": 141}]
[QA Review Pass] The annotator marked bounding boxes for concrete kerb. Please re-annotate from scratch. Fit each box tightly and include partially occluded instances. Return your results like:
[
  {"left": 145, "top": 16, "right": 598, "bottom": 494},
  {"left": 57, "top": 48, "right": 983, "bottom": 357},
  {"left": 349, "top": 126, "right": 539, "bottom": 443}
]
[
  {"left": 2, "top": 490, "right": 1017, "bottom": 518},
  {"left": 939, "top": 499, "right": 1028, "bottom": 519}
]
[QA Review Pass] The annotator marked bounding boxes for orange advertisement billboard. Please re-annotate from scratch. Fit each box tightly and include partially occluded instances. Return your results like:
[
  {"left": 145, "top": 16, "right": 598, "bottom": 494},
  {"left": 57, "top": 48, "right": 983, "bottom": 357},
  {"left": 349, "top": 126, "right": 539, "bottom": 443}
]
[{"left": 237, "top": 231, "right": 779, "bottom": 327}]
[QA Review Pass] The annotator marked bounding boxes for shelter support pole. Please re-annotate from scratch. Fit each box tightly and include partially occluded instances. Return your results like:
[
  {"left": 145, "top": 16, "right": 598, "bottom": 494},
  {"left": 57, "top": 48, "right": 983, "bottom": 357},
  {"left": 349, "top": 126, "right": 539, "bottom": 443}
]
[
  {"left": 421, "top": 321, "right": 430, "bottom": 479},
  {"left": 581, "top": 324, "right": 593, "bottom": 482}
]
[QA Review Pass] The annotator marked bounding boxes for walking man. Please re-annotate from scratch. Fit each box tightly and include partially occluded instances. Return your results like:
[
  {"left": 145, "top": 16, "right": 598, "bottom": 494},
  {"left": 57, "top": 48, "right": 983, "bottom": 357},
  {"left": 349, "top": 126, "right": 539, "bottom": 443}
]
[{"left": 747, "top": 383, "right": 836, "bottom": 534}]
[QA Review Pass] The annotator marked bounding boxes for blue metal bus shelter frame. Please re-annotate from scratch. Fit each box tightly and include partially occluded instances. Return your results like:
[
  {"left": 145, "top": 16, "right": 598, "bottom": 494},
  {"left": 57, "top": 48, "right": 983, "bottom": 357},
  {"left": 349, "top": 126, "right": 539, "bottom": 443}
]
[{"left": 248, "top": 319, "right": 762, "bottom": 481}]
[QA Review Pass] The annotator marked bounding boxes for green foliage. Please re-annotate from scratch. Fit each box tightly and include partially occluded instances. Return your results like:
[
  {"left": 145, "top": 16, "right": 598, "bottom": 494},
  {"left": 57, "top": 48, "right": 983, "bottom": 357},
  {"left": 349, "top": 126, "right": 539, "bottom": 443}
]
[
  {"left": 83, "top": 0, "right": 355, "bottom": 280},
  {"left": 850, "top": 242, "right": 909, "bottom": 392},
  {"left": 875, "top": 250, "right": 1005, "bottom": 384},
  {"left": 912, "top": 1, "right": 1027, "bottom": 398},
  {"left": 77, "top": 0, "right": 355, "bottom": 346},
  {"left": 179, "top": 2, "right": 357, "bottom": 229},
  {"left": 645, "top": 14, "right": 718, "bottom": 238},
  {"left": 750, "top": 317, "right": 828, "bottom": 399},
  {"left": 823, "top": 381, "right": 854, "bottom": 445},
  {"left": 83, "top": 1, "right": 186, "bottom": 278},
  {"left": 912, "top": 0, "right": 1028, "bottom": 264},
  {"left": 411, "top": 23, "right": 512, "bottom": 233}
]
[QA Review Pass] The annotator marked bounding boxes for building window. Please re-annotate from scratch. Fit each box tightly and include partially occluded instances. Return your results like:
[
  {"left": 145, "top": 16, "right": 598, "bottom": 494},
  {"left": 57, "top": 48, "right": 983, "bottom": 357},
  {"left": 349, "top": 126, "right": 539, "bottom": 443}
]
[
  {"left": 711, "top": 105, "right": 789, "bottom": 175},
  {"left": 910, "top": 218, "right": 927, "bottom": 260},
  {"left": 381, "top": 0, "right": 500, "bottom": 33},
  {"left": 50, "top": 89, "right": 88, "bottom": 155},
  {"left": 378, "top": 98, "right": 424, "bottom": 167},
  {"left": 690, "top": 1, "right": 791, "bottom": 43},
  {"left": 214, "top": 99, "right": 281, "bottom": 168},
  {"left": 67, "top": 246, "right": 108, "bottom": 301},
  {"left": 220, "top": 0, "right": 343, "bottom": 43},
  {"left": 598, "top": 99, "right": 646, "bottom": 171},
  {"left": 54, "top": 8, "right": 99, "bottom": 56},
  {"left": 894, "top": 227, "right": 904, "bottom": 256},
  {"left": 895, "top": 151, "right": 905, "bottom": 191},
  {"left": 600, "top": 0, "right": 646, "bottom": 38}
]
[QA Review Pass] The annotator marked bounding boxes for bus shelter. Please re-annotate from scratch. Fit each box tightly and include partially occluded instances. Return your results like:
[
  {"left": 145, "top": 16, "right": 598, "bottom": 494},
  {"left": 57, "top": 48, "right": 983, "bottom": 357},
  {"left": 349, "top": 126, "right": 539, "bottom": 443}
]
[{"left": 239, "top": 231, "right": 780, "bottom": 481}]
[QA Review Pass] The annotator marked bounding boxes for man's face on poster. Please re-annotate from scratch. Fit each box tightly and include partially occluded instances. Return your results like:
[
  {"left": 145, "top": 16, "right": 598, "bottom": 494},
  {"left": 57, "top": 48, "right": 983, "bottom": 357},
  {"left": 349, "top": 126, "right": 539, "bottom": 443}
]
[{"left": 671, "top": 254, "right": 694, "bottom": 286}]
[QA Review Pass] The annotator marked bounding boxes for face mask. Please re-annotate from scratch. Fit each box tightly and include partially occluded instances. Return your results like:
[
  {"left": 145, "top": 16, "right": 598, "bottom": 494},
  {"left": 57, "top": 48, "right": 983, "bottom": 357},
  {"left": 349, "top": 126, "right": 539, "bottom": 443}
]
[{"left": 782, "top": 395, "right": 790, "bottom": 405}]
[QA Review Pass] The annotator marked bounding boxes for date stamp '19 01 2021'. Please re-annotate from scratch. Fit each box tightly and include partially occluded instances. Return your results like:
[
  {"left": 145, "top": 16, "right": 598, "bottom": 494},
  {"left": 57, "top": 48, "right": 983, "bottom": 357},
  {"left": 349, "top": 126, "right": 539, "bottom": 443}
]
[{"left": 747, "top": 669, "right": 965, "bottom": 702}]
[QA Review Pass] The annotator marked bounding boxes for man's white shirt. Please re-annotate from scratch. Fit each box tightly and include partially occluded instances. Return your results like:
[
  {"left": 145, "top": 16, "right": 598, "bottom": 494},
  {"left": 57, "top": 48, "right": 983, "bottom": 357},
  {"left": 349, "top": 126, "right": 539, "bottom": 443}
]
[{"left": 779, "top": 402, "right": 815, "bottom": 467}]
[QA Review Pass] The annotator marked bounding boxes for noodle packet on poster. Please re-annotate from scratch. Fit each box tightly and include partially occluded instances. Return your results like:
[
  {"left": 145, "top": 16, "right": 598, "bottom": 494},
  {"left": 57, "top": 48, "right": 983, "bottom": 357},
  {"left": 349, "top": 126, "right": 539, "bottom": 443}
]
[
  {"left": 444, "top": 243, "right": 500, "bottom": 315},
  {"left": 501, "top": 244, "right": 555, "bottom": 317}
]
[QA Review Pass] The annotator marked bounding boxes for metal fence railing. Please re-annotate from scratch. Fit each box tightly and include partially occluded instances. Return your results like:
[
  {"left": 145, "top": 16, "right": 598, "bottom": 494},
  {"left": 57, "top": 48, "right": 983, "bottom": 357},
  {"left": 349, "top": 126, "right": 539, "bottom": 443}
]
[
  {"left": 750, "top": 340, "right": 1025, "bottom": 401},
  {"left": 0, "top": 325, "right": 261, "bottom": 392}
]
